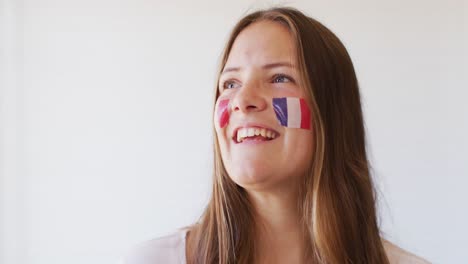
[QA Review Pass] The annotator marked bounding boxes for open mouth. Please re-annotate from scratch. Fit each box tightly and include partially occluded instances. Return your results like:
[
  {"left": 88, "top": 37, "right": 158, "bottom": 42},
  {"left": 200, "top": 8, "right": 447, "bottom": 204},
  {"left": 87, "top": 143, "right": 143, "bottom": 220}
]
[{"left": 232, "top": 127, "right": 280, "bottom": 144}]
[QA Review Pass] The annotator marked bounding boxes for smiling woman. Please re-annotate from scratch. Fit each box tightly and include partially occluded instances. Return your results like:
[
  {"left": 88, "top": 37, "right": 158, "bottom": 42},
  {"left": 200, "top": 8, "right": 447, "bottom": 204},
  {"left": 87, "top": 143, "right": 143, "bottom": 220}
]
[
  {"left": 215, "top": 20, "right": 314, "bottom": 196},
  {"left": 123, "top": 7, "right": 430, "bottom": 264}
]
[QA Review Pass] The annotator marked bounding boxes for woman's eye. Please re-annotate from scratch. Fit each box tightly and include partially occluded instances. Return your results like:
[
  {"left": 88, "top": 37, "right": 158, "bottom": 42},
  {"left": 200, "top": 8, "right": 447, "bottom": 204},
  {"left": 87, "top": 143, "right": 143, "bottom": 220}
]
[
  {"left": 223, "top": 81, "right": 239, "bottom": 89},
  {"left": 272, "top": 74, "right": 292, "bottom": 83}
]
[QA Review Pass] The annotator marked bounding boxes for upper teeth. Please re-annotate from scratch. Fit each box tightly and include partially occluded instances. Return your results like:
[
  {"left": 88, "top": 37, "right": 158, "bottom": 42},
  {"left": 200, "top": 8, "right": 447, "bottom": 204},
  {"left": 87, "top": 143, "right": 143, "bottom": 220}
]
[{"left": 236, "top": 127, "right": 277, "bottom": 143}]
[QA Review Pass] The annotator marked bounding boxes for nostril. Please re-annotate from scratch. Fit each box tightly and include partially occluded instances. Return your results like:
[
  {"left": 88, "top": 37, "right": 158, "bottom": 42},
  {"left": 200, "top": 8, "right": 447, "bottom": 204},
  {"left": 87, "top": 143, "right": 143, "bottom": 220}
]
[
  {"left": 232, "top": 97, "right": 266, "bottom": 112},
  {"left": 234, "top": 105, "right": 257, "bottom": 112}
]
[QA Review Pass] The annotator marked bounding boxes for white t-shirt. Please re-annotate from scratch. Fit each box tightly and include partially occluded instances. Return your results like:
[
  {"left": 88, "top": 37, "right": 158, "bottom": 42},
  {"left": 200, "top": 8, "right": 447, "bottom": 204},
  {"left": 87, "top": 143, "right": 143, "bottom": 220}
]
[{"left": 122, "top": 227, "right": 431, "bottom": 264}]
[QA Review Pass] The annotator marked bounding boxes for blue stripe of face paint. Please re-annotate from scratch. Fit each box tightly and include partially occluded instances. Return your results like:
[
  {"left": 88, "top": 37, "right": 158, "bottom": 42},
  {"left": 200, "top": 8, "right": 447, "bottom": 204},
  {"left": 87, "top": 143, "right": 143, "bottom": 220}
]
[{"left": 273, "top": 97, "right": 288, "bottom": 127}]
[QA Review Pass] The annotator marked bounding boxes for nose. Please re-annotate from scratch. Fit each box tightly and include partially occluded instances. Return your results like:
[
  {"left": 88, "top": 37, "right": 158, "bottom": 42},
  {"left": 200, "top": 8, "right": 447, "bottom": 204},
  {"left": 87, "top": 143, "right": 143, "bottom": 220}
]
[{"left": 230, "top": 81, "right": 267, "bottom": 114}]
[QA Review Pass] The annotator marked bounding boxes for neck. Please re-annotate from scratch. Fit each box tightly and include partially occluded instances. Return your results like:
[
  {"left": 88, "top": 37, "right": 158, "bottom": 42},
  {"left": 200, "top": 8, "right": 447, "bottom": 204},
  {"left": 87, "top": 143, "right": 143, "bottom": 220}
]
[{"left": 246, "top": 180, "right": 308, "bottom": 263}]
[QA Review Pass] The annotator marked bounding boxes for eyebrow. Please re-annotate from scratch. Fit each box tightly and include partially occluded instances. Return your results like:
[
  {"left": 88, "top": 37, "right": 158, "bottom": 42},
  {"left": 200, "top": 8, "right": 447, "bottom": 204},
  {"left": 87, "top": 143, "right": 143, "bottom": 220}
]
[{"left": 221, "top": 62, "right": 296, "bottom": 74}]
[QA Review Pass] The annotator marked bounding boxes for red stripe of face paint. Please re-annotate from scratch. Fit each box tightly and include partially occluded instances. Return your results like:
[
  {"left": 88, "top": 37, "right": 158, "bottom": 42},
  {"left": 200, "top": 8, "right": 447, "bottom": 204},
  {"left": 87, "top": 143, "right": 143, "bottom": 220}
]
[
  {"left": 300, "top": 98, "right": 311, "bottom": 130},
  {"left": 217, "top": 99, "right": 230, "bottom": 128}
]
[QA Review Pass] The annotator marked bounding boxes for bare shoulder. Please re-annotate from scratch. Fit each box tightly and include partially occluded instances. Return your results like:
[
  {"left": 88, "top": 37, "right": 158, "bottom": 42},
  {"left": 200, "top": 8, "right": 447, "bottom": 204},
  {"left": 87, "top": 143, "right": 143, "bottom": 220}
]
[
  {"left": 382, "top": 238, "right": 431, "bottom": 264},
  {"left": 122, "top": 228, "right": 189, "bottom": 264}
]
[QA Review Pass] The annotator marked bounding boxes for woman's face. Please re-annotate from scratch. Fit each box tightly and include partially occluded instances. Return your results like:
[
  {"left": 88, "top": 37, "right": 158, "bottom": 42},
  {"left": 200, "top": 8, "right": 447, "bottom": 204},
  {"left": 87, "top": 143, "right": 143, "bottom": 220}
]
[{"left": 215, "top": 21, "right": 314, "bottom": 192}]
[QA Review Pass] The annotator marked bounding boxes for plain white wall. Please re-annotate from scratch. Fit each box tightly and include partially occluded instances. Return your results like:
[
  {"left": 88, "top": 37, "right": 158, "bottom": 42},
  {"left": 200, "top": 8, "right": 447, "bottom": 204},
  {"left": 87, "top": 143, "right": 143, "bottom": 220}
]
[{"left": 1, "top": 0, "right": 466, "bottom": 263}]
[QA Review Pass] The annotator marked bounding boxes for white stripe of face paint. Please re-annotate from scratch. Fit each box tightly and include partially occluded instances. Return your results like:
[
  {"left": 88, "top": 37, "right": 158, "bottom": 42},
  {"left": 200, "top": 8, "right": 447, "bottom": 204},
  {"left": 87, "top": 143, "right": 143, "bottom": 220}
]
[{"left": 286, "top": 97, "right": 302, "bottom": 128}]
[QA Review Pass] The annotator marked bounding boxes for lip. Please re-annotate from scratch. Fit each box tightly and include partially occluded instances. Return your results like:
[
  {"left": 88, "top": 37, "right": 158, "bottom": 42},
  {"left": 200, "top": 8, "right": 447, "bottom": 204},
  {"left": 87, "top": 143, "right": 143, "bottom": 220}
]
[{"left": 231, "top": 122, "right": 281, "bottom": 144}]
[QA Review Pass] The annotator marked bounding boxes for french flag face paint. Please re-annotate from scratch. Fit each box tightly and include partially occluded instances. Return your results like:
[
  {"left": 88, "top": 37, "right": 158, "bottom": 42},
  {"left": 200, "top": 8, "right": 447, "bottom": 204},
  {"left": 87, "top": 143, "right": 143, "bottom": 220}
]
[
  {"left": 272, "top": 97, "right": 311, "bottom": 130},
  {"left": 217, "top": 99, "right": 230, "bottom": 128}
]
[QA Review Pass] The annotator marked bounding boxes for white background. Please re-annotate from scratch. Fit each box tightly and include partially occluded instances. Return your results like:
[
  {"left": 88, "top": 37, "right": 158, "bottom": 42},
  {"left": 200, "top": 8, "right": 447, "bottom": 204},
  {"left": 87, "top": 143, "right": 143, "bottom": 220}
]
[{"left": 1, "top": 0, "right": 466, "bottom": 263}]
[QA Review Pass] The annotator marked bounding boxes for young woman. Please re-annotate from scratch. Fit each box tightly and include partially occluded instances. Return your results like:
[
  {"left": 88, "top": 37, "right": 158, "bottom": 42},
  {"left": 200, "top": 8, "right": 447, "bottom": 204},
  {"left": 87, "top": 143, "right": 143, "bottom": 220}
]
[{"left": 125, "top": 7, "right": 430, "bottom": 264}]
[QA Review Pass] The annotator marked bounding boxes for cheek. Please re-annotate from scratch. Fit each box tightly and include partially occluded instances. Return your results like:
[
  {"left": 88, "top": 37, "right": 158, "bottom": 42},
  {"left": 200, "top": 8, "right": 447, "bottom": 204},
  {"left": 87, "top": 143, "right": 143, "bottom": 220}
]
[
  {"left": 272, "top": 97, "right": 312, "bottom": 130},
  {"left": 214, "top": 97, "right": 233, "bottom": 153},
  {"left": 217, "top": 99, "right": 230, "bottom": 128},
  {"left": 214, "top": 124, "right": 229, "bottom": 154},
  {"left": 213, "top": 117, "right": 230, "bottom": 158},
  {"left": 283, "top": 130, "right": 314, "bottom": 167}
]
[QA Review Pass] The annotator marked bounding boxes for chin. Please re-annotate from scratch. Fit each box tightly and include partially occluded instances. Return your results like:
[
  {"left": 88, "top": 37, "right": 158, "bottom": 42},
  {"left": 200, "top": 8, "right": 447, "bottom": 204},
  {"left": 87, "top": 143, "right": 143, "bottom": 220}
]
[{"left": 227, "top": 166, "right": 276, "bottom": 189}]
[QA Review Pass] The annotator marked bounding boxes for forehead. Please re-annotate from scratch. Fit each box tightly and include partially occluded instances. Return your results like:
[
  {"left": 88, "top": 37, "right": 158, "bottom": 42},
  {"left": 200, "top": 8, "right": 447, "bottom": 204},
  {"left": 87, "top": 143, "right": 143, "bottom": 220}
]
[{"left": 225, "top": 20, "right": 297, "bottom": 68}]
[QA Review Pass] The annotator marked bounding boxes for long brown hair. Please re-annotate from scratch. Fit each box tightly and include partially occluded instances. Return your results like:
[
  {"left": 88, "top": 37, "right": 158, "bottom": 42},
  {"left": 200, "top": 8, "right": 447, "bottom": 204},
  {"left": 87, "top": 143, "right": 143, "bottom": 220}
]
[{"left": 187, "top": 7, "right": 390, "bottom": 264}]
